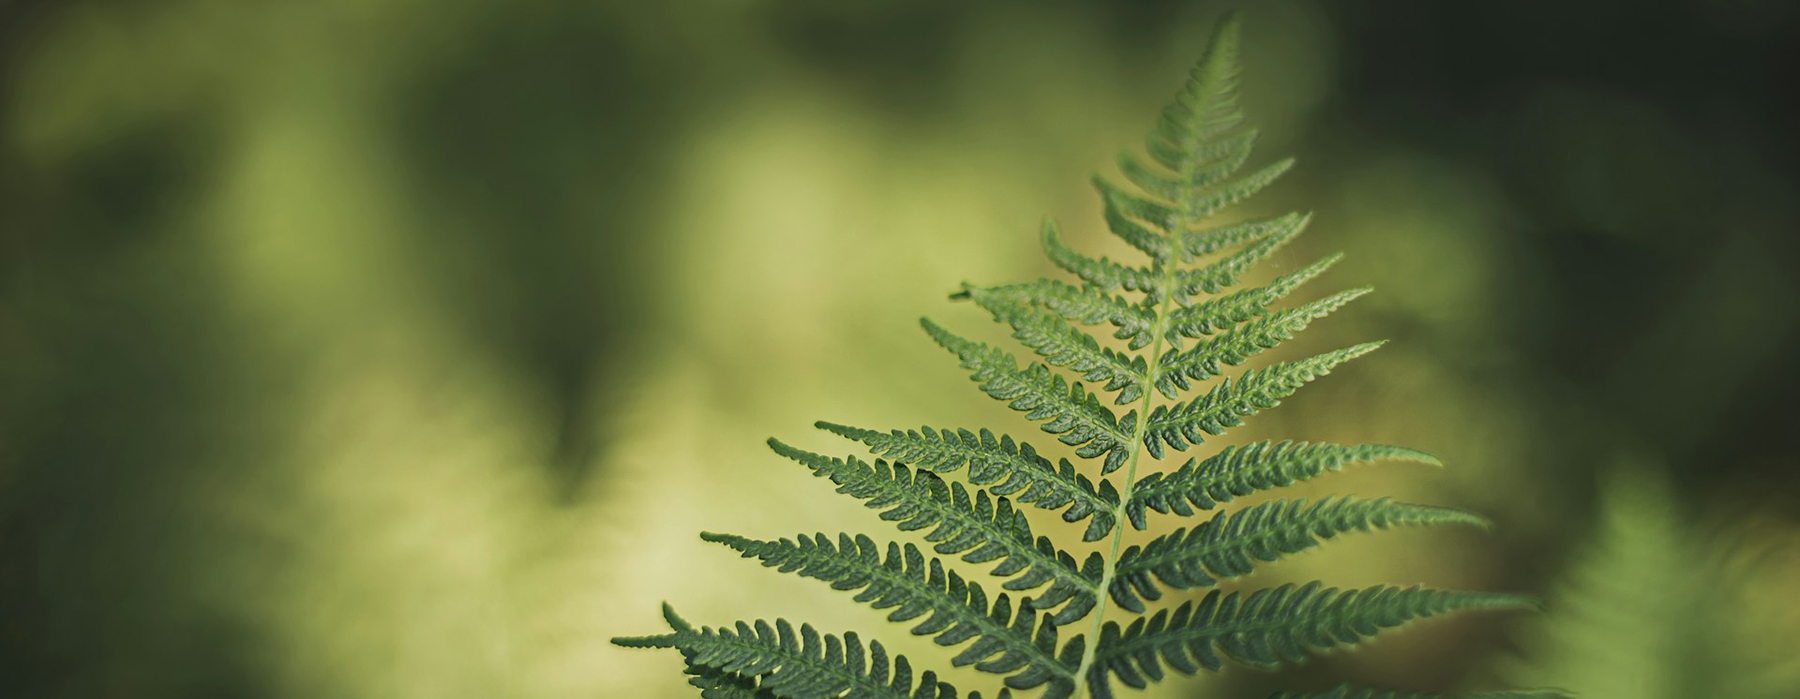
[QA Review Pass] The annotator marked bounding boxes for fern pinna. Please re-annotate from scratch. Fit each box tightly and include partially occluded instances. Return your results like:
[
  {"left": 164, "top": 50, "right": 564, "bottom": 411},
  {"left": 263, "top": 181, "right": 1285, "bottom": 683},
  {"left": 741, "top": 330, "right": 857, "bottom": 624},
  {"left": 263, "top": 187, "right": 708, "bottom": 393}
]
[{"left": 615, "top": 13, "right": 1548, "bottom": 699}]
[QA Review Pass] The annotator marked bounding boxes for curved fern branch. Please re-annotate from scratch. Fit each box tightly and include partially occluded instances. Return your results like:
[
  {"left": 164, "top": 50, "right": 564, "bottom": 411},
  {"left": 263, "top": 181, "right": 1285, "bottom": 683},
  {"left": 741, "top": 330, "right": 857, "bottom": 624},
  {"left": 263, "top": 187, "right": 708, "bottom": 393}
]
[
  {"left": 816, "top": 422, "right": 1121, "bottom": 541},
  {"left": 767, "top": 440, "right": 1102, "bottom": 624},
  {"left": 1106, "top": 498, "right": 1489, "bottom": 611},
  {"left": 1142, "top": 342, "right": 1383, "bottom": 458},
  {"left": 923, "top": 319, "right": 1136, "bottom": 473},
  {"left": 617, "top": 605, "right": 983, "bottom": 699},
  {"left": 1125, "top": 440, "right": 1443, "bottom": 530},
  {"left": 1085, "top": 584, "right": 1537, "bottom": 699},
  {"left": 704, "top": 532, "right": 1081, "bottom": 696}
]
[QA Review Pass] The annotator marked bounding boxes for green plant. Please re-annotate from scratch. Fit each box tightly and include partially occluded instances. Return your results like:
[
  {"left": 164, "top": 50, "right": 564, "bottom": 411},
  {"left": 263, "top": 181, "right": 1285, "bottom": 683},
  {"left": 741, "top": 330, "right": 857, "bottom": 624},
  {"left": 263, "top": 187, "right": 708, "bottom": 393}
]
[{"left": 614, "top": 13, "right": 1549, "bottom": 699}]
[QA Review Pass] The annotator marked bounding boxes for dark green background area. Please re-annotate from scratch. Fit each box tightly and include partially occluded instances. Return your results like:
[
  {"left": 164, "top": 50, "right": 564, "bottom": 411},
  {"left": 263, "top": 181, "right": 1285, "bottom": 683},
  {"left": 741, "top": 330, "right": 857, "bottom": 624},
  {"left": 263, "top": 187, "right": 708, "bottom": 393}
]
[{"left": 2, "top": 1, "right": 1795, "bottom": 698}]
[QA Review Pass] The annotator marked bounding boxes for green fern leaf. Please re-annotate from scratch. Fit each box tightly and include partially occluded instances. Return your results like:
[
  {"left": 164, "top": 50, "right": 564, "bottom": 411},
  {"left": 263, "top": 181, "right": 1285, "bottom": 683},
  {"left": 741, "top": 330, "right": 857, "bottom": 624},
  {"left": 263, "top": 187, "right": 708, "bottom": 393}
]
[
  {"left": 1085, "top": 584, "right": 1536, "bottom": 699},
  {"left": 616, "top": 12, "right": 1541, "bottom": 699},
  {"left": 1268, "top": 685, "right": 1566, "bottom": 699},
  {"left": 816, "top": 422, "right": 1121, "bottom": 541},
  {"left": 1168, "top": 213, "right": 1307, "bottom": 299},
  {"left": 1040, "top": 219, "right": 1159, "bottom": 295},
  {"left": 1154, "top": 287, "right": 1370, "bottom": 399},
  {"left": 1106, "top": 498, "right": 1489, "bottom": 611},
  {"left": 1142, "top": 342, "right": 1382, "bottom": 458},
  {"left": 1162, "top": 250, "right": 1339, "bottom": 341},
  {"left": 956, "top": 281, "right": 1158, "bottom": 351},
  {"left": 922, "top": 318, "right": 1136, "bottom": 473},
  {"left": 704, "top": 532, "right": 1081, "bottom": 696},
  {"left": 767, "top": 440, "right": 1102, "bottom": 625},
  {"left": 683, "top": 659, "right": 776, "bottom": 699},
  {"left": 616, "top": 605, "right": 970, "bottom": 699},
  {"left": 1094, "top": 179, "right": 1175, "bottom": 262},
  {"left": 965, "top": 290, "right": 1151, "bottom": 405},
  {"left": 1125, "top": 440, "right": 1443, "bottom": 530}
]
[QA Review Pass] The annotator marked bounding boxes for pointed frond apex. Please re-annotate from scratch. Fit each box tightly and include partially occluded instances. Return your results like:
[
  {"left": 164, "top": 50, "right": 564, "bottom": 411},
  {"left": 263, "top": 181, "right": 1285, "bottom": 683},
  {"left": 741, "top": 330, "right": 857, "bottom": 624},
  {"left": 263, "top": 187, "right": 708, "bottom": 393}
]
[
  {"left": 1147, "top": 11, "right": 1246, "bottom": 170},
  {"left": 1142, "top": 342, "right": 1383, "bottom": 458},
  {"left": 1126, "top": 440, "right": 1442, "bottom": 529},
  {"left": 816, "top": 422, "right": 1121, "bottom": 541},
  {"left": 1084, "top": 583, "right": 1536, "bottom": 699},
  {"left": 702, "top": 532, "right": 1077, "bottom": 693},
  {"left": 766, "top": 439, "right": 1102, "bottom": 625},
  {"left": 1106, "top": 498, "right": 1490, "bottom": 610},
  {"left": 1268, "top": 684, "right": 1569, "bottom": 699}
]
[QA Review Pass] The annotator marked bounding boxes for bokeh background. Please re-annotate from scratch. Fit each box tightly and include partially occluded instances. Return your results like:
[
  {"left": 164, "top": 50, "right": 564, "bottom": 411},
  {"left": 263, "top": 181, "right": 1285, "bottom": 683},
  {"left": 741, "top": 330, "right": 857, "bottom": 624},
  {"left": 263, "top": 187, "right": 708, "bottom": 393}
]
[{"left": 2, "top": 1, "right": 1797, "bottom": 698}]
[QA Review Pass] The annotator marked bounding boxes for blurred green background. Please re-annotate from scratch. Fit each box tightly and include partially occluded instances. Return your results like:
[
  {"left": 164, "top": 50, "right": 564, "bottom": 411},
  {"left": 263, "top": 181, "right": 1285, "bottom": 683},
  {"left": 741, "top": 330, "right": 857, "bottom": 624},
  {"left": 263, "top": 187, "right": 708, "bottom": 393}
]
[{"left": 2, "top": 1, "right": 1796, "bottom": 698}]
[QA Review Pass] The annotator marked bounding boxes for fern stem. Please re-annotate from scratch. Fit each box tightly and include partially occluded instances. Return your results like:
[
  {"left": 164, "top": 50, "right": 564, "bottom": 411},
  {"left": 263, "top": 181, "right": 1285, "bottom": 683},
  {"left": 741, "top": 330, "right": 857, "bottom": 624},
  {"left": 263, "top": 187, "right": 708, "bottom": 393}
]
[{"left": 1073, "top": 253, "right": 1183, "bottom": 697}]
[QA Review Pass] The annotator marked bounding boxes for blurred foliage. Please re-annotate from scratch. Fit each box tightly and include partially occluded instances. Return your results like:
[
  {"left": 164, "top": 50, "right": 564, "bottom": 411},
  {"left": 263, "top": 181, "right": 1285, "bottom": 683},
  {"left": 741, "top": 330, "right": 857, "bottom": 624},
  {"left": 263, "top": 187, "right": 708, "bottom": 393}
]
[
  {"left": 1509, "top": 463, "right": 1800, "bottom": 699},
  {"left": 0, "top": 0, "right": 1795, "bottom": 698}
]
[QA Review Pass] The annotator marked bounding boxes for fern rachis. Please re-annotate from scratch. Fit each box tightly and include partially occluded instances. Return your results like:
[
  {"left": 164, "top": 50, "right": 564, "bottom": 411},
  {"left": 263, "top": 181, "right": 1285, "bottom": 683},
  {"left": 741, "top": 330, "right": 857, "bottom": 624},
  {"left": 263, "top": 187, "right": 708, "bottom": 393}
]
[{"left": 614, "top": 13, "right": 1551, "bottom": 699}]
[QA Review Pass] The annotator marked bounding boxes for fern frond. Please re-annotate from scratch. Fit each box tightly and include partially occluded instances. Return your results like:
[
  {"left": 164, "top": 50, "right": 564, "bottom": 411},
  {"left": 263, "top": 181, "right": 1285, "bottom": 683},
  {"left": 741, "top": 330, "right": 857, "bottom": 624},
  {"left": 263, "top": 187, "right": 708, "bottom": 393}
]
[
  {"left": 1176, "top": 211, "right": 1308, "bottom": 262},
  {"left": 1085, "top": 584, "right": 1537, "bottom": 699},
  {"left": 1186, "top": 157, "right": 1295, "bottom": 220},
  {"left": 1106, "top": 498, "right": 1489, "bottom": 611},
  {"left": 1163, "top": 251, "right": 1339, "bottom": 341},
  {"left": 704, "top": 532, "right": 1081, "bottom": 696},
  {"left": 1142, "top": 342, "right": 1382, "bottom": 458},
  {"left": 767, "top": 440, "right": 1102, "bottom": 625},
  {"left": 1125, "top": 440, "right": 1442, "bottom": 530},
  {"left": 923, "top": 319, "right": 1136, "bottom": 473},
  {"left": 617, "top": 12, "right": 1542, "bottom": 698},
  {"left": 1169, "top": 212, "right": 1308, "bottom": 299},
  {"left": 1269, "top": 685, "right": 1567, "bottom": 699},
  {"left": 1146, "top": 17, "right": 1244, "bottom": 171},
  {"left": 1094, "top": 179, "right": 1175, "bottom": 261},
  {"left": 1153, "top": 287, "right": 1370, "bottom": 399},
  {"left": 1040, "top": 219, "right": 1158, "bottom": 294},
  {"left": 684, "top": 658, "right": 778, "bottom": 699},
  {"left": 965, "top": 291, "right": 1151, "bottom": 405},
  {"left": 616, "top": 604, "right": 968, "bottom": 699},
  {"left": 816, "top": 422, "right": 1121, "bottom": 542},
  {"left": 956, "top": 281, "right": 1158, "bottom": 351}
]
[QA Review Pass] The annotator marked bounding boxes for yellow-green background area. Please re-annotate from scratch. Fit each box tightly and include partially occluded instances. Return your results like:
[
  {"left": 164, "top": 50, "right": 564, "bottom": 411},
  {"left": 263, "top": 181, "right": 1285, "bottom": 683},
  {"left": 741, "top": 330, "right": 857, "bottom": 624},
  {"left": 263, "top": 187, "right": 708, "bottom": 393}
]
[{"left": 2, "top": 1, "right": 1796, "bottom": 698}]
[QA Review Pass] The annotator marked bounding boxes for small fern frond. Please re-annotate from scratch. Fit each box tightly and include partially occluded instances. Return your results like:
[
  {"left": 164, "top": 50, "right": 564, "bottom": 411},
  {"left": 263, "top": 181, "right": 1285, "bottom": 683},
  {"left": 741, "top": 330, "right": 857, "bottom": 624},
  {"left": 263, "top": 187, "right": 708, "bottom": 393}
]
[
  {"left": 1106, "top": 498, "right": 1489, "bottom": 611},
  {"left": 1125, "top": 440, "right": 1443, "bottom": 530},
  {"left": 1094, "top": 179, "right": 1176, "bottom": 262},
  {"left": 956, "top": 282, "right": 1158, "bottom": 351},
  {"left": 1142, "top": 342, "right": 1382, "bottom": 458},
  {"left": 1186, "top": 157, "right": 1295, "bottom": 221},
  {"left": 816, "top": 422, "right": 1121, "bottom": 541},
  {"left": 923, "top": 318, "right": 1136, "bottom": 473},
  {"left": 1154, "top": 287, "right": 1370, "bottom": 399},
  {"left": 1040, "top": 219, "right": 1158, "bottom": 294},
  {"left": 702, "top": 532, "right": 1080, "bottom": 695},
  {"left": 767, "top": 440, "right": 1102, "bottom": 625},
  {"left": 965, "top": 291, "right": 1151, "bottom": 405},
  {"left": 1269, "top": 685, "right": 1567, "bottom": 699},
  {"left": 1084, "top": 584, "right": 1537, "bottom": 699},
  {"left": 1167, "top": 213, "right": 1307, "bottom": 299},
  {"left": 1162, "top": 250, "right": 1339, "bottom": 341},
  {"left": 617, "top": 604, "right": 983, "bottom": 699}
]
